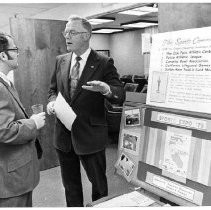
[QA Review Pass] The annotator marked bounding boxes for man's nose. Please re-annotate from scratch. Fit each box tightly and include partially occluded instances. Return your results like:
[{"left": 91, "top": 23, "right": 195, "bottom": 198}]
[{"left": 65, "top": 37, "right": 72, "bottom": 42}]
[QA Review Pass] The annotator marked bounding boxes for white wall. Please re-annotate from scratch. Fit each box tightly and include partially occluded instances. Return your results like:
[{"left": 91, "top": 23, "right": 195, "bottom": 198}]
[
  {"left": 90, "top": 34, "right": 110, "bottom": 51},
  {"left": 90, "top": 29, "right": 146, "bottom": 77},
  {"left": 110, "top": 29, "right": 145, "bottom": 76},
  {"left": 90, "top": 26, "right": 158, "bottom": 77}
]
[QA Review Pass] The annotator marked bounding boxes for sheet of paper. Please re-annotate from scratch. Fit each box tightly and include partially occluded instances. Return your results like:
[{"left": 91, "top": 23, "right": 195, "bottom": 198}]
[
  {"left": 142, "top": 33, "right": 151, "bottom": 54},
  {"left": 94, "top": 191, "right": 155, "bottom": 207},
  {"left": 162, "top": 127, "right": 191, "bottom": 178},
  {"left": 54, "top": 92, "right": 76, "bottom": 131}
]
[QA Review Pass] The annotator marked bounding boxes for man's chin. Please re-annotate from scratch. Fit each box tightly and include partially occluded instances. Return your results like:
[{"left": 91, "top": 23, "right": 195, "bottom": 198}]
[
  {"left": 66, "top": 46, "right": 73, "bottom": 52},
  {"left": 11, "top": 64, "right": 18, "bottom": 71},
  {"left": 6, "top": 61, "right": 18, "bottom": 71}
]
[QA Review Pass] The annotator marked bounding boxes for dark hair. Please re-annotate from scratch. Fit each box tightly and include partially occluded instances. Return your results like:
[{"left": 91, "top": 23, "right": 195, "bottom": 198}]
[
  {"left": 0, "top": 32, "right": 9, "bottom": 53},
  {"left": 67, "top": 15, "right": 92, "bottom": 34}
]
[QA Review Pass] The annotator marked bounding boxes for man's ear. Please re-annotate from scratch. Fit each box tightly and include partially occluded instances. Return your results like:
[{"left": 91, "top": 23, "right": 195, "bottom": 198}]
[
  {"left": 0, "top": 52, "right": 8, "bottom": 61},
  {"left": 83, "top": 32, "right": 91, "bottom": 41}
]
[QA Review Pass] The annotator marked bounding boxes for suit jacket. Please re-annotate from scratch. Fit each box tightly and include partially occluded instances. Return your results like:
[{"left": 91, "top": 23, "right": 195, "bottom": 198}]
[
  {"left": 48, "top": 49, "right": 125, "bottom": 155},
  {"left": 0, "top": 77, "right": 41, "bottom": 198}
]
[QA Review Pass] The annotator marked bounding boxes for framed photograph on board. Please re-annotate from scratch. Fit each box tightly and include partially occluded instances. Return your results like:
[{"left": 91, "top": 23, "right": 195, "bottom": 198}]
[
  {"left": 120, "top": 129, "right": 140, "bottom": 155},
  {"left": 125, "top": 108, "right": 141, "bottom": 127},
  {"left": 96, "top": 50, "right": 110, "bottom": 57},
  {"left": 115, "top": 152, "right": 135, "bottom": 181}
]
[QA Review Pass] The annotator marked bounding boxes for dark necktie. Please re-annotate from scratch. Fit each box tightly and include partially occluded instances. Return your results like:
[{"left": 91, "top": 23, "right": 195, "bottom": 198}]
[{"left": 69, "top": 56, "right": 81, "bottom": 98}]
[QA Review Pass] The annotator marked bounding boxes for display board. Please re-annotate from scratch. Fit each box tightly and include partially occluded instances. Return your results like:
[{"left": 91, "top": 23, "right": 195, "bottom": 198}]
[
  {"left": 116, "top": 27, "right": 211, "bottom": 206},
  {"left": 146, "top": 26, "right": 211, "bottom": 114},
  {"left": 138, "top": 106, "right": 211, "bottom": 206},
  {"left": 116, "top": 103, "right": 211, "bottom": 206},
  {"left": 115, "top": 102, "right": 146, "bottom": 182}
]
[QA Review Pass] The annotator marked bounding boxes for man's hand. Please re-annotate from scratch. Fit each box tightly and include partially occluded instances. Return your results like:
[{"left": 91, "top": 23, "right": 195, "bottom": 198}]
[
  {"left": 30, "top": 112, "right": 46, "bottom": 130},
  {"left": 82, "top": 80, "right": 111, "bottom": 95},
  {"left": 47, "top": 101, "right": 55, "bottom": 115}
]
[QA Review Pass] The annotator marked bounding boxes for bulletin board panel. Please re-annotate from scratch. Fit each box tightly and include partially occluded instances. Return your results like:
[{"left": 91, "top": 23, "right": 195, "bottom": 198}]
[{"left": 115, "top": 103, "right": 211, "bottom": 206}]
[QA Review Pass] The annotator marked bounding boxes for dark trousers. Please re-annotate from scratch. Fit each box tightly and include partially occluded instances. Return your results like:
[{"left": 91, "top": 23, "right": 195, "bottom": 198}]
[
  {"left": 56, "top": 148, "right": 108, "bottom": 207},
  {"left": 0, "top": 191, "right": 32, "bottom": 207}
]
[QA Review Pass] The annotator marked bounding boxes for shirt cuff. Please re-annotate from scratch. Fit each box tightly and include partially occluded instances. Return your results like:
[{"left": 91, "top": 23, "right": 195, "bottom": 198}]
[{"left": 102, "top": 86, "right": 112, "bottom": 96}]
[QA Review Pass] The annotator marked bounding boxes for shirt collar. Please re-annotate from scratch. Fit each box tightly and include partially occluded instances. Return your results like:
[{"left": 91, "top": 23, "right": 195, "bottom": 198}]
[
  {"left": 72, "top": 48, "right": 91, "bottom": 62},
  {"left": 0, "top": 72, "right": 11, "bottom": 86}
]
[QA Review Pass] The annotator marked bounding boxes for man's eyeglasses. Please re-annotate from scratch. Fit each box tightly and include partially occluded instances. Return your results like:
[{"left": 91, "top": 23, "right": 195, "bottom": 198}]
[
  {"left": 4, "top": 47, "right": 19, "bottom": 53},
  {"left": 62, "top": 31, "right": 87, "bottom": 37}
]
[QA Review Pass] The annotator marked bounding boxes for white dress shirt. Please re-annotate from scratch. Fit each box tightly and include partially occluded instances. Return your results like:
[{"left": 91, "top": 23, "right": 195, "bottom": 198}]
[
  {"left": 0, "top": 72, "right": 12, "bottom": 86},
  {"left": 69, "top": 48, "right": 91, "bottom": 78}
]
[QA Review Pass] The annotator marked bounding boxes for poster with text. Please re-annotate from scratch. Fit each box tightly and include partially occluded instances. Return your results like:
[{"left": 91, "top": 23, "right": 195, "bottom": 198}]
[{"left": 147, "top": 26, "right": 211, "bottom": 114}]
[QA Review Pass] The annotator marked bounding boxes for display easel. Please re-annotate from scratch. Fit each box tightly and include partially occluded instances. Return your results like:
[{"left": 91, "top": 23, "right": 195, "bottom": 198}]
[
  {"left": 115, "top": 26, "right": 211, "bottom": 207},
  {"left": 114, "top": 95, "right": 168, "bottom": 207}
]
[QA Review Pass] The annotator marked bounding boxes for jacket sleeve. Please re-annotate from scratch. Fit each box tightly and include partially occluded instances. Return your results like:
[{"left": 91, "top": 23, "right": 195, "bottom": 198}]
[
  {"left": 0, "top": 84, "right": 37, "bottom": 145},
  {"left": 103, "top": 57, "right": 125, "bottom": 105},
  {"left": 48, "top": 56, "right": 59, "bottom": 102}
]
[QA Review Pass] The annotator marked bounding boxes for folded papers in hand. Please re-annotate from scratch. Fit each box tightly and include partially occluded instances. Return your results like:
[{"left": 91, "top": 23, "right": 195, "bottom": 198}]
[{"left": 54, "top": 92, "right": 76, "bottom": 131}]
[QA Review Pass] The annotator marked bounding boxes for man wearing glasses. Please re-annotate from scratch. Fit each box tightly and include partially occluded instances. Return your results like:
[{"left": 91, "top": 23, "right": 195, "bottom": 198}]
[
  {"left": 0, "top": 32, "right": 46, "bottom": 207},
  {"left": 47, "top": 15, "right": 125, "bottom": 207}
]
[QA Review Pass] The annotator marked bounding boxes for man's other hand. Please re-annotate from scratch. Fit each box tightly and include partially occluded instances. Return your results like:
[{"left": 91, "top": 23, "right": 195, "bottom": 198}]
[{"left": 47, "top": 101, "right": 55, "bottom": 115}]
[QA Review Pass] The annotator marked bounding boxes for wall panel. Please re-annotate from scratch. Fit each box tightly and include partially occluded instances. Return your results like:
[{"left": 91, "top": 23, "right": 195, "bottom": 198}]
[{"left": 10, "top": 17, "right": 67, "bottom": 170}]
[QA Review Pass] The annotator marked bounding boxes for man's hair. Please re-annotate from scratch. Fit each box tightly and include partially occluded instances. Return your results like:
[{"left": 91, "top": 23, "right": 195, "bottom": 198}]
[
  {"left": 0, "top": 32, "right": 9, "bottom": 53},
  {"left": 67, "top": 15, "right": 92, "bottom": 34}
]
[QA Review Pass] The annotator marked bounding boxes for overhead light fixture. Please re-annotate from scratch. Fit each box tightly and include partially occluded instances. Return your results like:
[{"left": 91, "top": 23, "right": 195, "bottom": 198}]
[
  {"left": 140, "top": 6, "right": 158, "bottom": 12},
  {"left": 118, "top": 6, "right": 158, "bottom": 16},
  {"left": 122, "top": 22, "right": 158, "bottom": 28},
  {"left": 89, "top": 18, "right": 115, "bottom": 25},
  {"left": 92, "top": 29, "right": 123, "bottom": 34},
  {"left": 121, "top": 19, "right": 158, "bottom": 28}
]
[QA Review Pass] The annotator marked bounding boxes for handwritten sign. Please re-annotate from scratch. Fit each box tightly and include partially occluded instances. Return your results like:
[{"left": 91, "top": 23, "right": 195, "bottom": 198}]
[
  {"left": 145, "top": 172, "right": 205, "bottom": 205},
  {"left": 152, "top": 111, "right": 207, "bottom": 131},
  {"left": 152, "top": 174, "right": 194, "bottom": 201},
  {"left": 147, "top": 27, "right": 211, "bottom": 114}
]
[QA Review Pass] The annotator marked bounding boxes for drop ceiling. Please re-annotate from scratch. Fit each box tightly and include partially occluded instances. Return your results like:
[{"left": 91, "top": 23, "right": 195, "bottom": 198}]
[
  {"left": 87, "top": 3, "right": 158, "bottom": 33},
  {"left": 0, "top": 3, "right": 158, "bottom": 34}
]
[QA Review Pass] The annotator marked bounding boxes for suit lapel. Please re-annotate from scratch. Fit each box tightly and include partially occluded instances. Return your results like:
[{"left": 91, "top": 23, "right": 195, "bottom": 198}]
[
  {"left": 0, "top": 77, "right": 28, "bottom": 118},
  {"left": 71, "top": 50, "right": 100, "bottom": 104},
  {"left": 61, "top": 53, "right": 72, "bottom": 100}
]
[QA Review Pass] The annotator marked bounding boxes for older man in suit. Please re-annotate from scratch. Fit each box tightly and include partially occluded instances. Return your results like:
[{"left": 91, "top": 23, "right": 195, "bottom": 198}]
[
  {"left": 47, "top": 15, "right": 125, "bottom": 206},
  {"left": 0, "top": 32, "right": 46, "bottom": 207}
]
